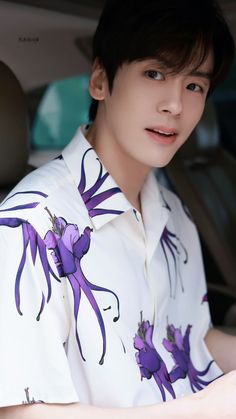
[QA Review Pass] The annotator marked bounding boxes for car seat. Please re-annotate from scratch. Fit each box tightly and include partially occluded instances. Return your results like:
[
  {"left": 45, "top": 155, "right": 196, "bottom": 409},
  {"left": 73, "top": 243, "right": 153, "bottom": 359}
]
[
  {"left": 0, "top": 61, "right": 31, "bottom": 202},
  {"left": 214, "top": 94, "right": 236, "bottom": 157}
]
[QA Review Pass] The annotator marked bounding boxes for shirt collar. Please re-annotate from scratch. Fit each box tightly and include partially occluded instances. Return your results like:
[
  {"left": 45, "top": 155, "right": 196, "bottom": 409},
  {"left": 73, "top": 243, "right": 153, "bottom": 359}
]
[
  {"left": 62, "top": 126, "right": 170, "bottom": 233},
  {"left": 62, "top": 125, "right": 132, "bottom": 230}
]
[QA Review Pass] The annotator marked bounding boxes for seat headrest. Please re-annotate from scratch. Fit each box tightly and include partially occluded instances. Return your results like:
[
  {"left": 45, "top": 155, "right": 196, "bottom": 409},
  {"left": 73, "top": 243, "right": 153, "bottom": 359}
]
[{"left": 0, "top": 61, "right": 29, "bottom": 187}]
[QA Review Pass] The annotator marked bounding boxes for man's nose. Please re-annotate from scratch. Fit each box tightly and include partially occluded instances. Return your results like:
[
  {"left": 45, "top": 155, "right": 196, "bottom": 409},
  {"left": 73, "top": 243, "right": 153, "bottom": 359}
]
[{"left": 157, "top": 83, "right": 183, "bottom": 116}]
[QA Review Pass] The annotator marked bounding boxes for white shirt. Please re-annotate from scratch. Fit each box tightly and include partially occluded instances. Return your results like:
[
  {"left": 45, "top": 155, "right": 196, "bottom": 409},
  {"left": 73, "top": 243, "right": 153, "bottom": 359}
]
[{"left": 0, "top": 126, "right": 222, "bottom": 408}]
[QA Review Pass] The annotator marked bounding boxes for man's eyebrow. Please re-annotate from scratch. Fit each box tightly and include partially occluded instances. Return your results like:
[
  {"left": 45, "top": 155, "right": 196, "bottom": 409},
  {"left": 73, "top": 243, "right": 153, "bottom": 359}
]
[
  {"left": 144, "top": 60, "right": 213, "bottom": 79},
  {"left": 189, "top": 70, "right": 212, "bottom": 81},
  {"left": 143, "top": 59, "right": 213, "bottom": 81}
]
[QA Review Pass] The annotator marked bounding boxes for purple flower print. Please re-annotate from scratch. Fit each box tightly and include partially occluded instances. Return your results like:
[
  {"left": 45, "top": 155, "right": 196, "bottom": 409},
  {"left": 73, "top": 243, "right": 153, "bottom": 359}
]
[
  {"left": 134, "top": 314, "right": 176, "bottom": 401},
  {"left": 159, "top": 192, "right": 190, "bottom": 297},
  {"left": 0, "top": 190, "right": 60, "bottom": 320},
  {"left": 0, "top": 217, "right": 59, "bottom": 320},
  {"left": 201, "top": 293, "right": 208, "bottom": 304},
  {"left": 160, "top": 190, "right": 171, "bottom": 211},
  {"left": 160, "top": 190, "right": 193, "bottom": 222},
  {"left": 78, "top": 148, "right": 123, "bottom": 218},
  {"left": 181, "top": 201, "right": 193, "bottom": 222},
  {"left": 163, "top": 324, "right": 214, "bottom": 392},
  {"left": 22, "top": 387, "right": 43, "bottom": 405},
  {"left": 44, "top": 208, "right": 120, "bottom": 365},
  {"left": 0, "top": 190, "right": 48, "bottom": 212},
  {"left": 160, "top": 227, "right": 188, "bottom": 298}
]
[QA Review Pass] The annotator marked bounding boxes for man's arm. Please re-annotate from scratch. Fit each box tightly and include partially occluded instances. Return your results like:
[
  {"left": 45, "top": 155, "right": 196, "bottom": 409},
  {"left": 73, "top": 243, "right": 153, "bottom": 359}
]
[
  {"left": 2, "top": 374, "right": 236, "bottom": 419},
  {"left": 205, "top": 327, "right": 236, "bottom": 373},
  {"left": 0, "top": 399, "right": 194, "bottom": 419}
]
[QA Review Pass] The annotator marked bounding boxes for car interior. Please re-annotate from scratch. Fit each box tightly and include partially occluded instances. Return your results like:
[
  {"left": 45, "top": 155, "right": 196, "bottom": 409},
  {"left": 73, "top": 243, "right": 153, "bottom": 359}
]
[
  {"left": 0, "top": 59, "right": 30, "bottom": 203},
  {"left": 0, "top": 0, "right": 236, "bottom": 331}
]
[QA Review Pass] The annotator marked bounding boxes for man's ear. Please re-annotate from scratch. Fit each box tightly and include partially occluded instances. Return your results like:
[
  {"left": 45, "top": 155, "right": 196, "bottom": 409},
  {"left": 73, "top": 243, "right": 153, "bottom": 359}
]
[{"left": 89, "top": 59, "right": 107, "bottom": 101}]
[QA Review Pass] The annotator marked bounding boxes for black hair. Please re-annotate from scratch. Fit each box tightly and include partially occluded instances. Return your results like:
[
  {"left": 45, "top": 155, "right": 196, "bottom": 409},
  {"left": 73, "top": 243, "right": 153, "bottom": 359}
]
[{"left": 89, "top": 0, "right": 235, "bottom": 121}]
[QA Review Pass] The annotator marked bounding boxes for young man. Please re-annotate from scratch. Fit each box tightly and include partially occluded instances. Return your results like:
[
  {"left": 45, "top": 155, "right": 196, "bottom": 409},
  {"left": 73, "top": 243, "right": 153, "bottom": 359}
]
[{"left": 0, "top": 0, "right": 236, "bottom": 418}]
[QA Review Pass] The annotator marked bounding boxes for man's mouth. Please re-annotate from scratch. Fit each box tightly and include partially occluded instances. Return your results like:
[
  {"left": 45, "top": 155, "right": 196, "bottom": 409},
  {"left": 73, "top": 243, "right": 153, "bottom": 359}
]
[
  {"left": 145, "top": 127, "right": 178, "bottom": 137},
  {"left": 145, "top": 126, "right": 178, "bottom": 144}
]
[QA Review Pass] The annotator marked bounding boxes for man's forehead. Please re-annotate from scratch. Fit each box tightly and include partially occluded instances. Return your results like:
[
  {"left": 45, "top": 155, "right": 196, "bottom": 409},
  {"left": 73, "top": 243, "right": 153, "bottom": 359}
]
[{"left": 186, "top": 50, "right": 214, "bottom": 78}]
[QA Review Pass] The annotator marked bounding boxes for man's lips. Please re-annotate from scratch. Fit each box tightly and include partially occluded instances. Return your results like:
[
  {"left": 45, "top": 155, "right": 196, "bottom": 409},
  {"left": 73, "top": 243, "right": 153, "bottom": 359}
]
[
  {"left": 146, "top": 125, "right": 178, "bottom": 135},
  {"left": 145, "top": 126, "right": 178, "bottom": 145}
]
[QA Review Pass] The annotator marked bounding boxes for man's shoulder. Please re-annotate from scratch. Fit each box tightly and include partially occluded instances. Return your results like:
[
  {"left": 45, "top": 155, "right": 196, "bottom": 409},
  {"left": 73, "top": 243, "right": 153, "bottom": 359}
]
[
  {"left": 158, "top": 182, "right": 193, "bottom": 224},
  {"left": 17, "top": 156, "right": 67, "bottom": 195},
  {"left": 0, "top": 156, "right": 69, "bottom": 220}
]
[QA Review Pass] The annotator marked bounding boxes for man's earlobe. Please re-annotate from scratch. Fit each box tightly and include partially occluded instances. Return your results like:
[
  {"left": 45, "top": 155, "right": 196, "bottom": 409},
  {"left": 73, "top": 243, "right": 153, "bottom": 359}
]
[{"left": 89, "top": 61, "right": 106, "bottom": 101}]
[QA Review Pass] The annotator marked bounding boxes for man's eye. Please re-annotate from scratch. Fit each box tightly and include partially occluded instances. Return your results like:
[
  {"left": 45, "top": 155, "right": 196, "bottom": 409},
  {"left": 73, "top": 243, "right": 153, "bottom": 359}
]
[
  {"left": 187, "top": 83, "right": 203, "bottom": 93},
  {"left": 145, "top": 70, "right": 163, "bottom": 80}
]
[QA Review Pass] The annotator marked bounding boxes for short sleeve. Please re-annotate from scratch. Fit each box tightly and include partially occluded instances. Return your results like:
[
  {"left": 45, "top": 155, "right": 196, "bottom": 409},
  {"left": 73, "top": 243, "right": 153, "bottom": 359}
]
[{"left": 0, "top": 221, "right": 79, "bottom": 407}]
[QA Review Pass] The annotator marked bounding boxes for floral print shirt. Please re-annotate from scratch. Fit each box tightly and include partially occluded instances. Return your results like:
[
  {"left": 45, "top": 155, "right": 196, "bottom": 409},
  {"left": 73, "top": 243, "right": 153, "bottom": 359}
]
[{"left": 0, "top": 126, "right": 222, "bottom": 408}]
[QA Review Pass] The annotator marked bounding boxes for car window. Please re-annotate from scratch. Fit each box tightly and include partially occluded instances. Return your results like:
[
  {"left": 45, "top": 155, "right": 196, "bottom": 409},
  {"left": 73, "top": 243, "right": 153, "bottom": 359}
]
[{"left": 31, "top": 73, "right": 91, "bottom": 149}]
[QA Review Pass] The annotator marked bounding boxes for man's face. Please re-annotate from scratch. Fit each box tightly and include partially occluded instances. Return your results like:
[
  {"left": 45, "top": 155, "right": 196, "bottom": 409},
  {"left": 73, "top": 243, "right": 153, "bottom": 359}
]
[{"left": 93, "top": 50, "right": 214, "bottom": 169}]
